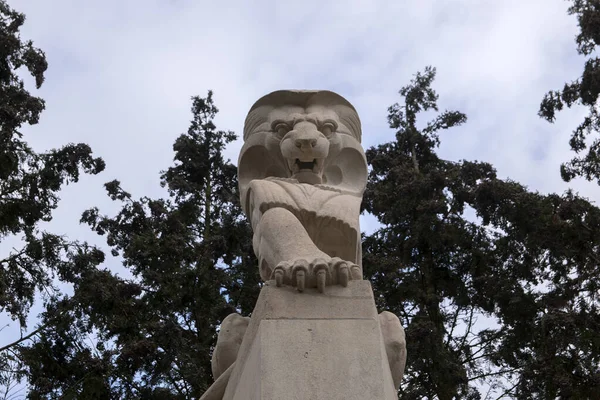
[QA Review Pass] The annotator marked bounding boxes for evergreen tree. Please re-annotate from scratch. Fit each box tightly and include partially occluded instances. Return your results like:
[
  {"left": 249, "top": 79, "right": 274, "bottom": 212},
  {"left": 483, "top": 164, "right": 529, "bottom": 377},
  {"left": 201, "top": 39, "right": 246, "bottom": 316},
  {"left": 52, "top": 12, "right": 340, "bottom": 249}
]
[
  {"left": 364, "top": 66, "right": 487, "bottom": 399},
  {"left": 0, "top": 0, "right": 105, "bottom": 395},
  {"left": 364, "top": 67, "right": 600, "bottom": 399},
  {"left": 18, "top": 92, "right": 259, "bottom": 398},
  {"left": 539, "top": 0, "right": 600, "bottom": 184}
]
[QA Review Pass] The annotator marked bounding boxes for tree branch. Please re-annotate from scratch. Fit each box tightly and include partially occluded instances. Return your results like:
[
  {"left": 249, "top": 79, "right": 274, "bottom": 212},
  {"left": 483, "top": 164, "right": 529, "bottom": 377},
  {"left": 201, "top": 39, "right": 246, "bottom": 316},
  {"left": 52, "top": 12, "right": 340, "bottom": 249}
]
[{"left": 0, "top": 324, "right": 46, "bottom": 353}]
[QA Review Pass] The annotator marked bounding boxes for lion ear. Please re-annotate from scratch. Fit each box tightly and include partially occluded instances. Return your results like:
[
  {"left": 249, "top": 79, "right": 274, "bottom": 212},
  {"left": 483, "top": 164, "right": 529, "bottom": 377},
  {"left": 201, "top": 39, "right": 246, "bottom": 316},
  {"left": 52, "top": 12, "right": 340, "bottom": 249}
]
[
  {"left": 237, "top": 133, "right": 288, "bottom": 212},
  {"left": 323, "top": 135, "right": 368, "bottom": 195}
]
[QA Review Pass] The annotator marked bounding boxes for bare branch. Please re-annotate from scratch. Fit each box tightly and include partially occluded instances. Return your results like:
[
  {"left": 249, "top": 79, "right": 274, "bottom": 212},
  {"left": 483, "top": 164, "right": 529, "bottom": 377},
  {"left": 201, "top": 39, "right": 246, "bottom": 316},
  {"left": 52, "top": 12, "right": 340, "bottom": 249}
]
[{"left": 0, "top": 325, "right": 46, "bottom": 353}]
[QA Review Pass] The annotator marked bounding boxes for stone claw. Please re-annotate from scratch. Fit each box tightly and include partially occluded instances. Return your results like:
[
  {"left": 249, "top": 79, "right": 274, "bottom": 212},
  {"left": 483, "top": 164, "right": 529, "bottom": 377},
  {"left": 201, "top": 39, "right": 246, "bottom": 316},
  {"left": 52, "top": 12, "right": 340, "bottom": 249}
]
[
  {"left": 350, "top": 264, "right": 362, "bottom": 280},
  {"left": 292, "top": 260, "right": 309, "bottom": 292},
  {"left": 316, "top": 269, "right": 326, "bottom": 292},
  {"left": 272, "top": 261, "right": 290, "bottom": 287},
  {"left": 338, "top": 263, "right": 349, "bottom": 287},
  {"left": 296, "top": 270, "right": 305, "bottom": 292},
  {"left": 313, "top": 259, "right": 329, "bottom": 293},
  {"left": 274, "top": 268, "right": 284, "bottom": 287},
  {"left": 271, "top": 257, "right": 360, "bottom": 292},
  {"left": 331, "top": 258, "right": 352, "bottom": 287}
]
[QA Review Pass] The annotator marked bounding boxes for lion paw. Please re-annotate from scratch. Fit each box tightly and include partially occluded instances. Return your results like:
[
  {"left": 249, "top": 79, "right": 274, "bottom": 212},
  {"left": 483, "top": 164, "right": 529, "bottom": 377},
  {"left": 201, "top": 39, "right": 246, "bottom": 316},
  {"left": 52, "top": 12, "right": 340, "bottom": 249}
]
[{"left": 272, "top": 257, "right": 361, "bottom": 293}]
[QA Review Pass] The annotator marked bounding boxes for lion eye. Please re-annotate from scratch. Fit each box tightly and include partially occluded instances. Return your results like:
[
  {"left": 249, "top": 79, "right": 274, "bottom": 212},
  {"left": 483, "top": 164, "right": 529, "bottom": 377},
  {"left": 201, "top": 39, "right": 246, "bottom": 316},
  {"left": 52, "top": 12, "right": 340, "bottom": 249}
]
[
  {"left": 272, "top": 122, "right": 291, "bottom": 138},
  {"left": 321, "top": 121, "right": 337, "bottom": 137}
]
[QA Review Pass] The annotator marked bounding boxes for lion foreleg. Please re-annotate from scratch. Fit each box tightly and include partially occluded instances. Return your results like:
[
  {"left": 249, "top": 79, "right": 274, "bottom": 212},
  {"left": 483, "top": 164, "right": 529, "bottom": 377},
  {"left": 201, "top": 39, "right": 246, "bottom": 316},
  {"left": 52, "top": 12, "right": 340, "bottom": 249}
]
[
  {"left": 254, "top": 207, "right": 360, "bottom": 292},
  {"left": 255, "top": 207, "right": 326, "bottom": 279}
]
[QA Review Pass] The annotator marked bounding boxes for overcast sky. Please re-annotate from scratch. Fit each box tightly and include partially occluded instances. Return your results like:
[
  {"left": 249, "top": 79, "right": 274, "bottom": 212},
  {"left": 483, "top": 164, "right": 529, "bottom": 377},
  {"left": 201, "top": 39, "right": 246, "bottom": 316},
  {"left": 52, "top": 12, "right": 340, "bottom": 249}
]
[{"left": 3, "top": 0, "right": 600, "bottom": 350}]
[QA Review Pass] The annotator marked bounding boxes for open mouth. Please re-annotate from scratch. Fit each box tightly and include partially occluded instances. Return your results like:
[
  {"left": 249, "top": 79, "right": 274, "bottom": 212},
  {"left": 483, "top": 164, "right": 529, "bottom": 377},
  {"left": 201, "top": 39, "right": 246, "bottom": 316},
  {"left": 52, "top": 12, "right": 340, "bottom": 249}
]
[
  {"left": 296, "top": 159, "right": 315, "bottom": 170},
  {"left": 287, "top": 158, "right": 324, "bottom": 175}
]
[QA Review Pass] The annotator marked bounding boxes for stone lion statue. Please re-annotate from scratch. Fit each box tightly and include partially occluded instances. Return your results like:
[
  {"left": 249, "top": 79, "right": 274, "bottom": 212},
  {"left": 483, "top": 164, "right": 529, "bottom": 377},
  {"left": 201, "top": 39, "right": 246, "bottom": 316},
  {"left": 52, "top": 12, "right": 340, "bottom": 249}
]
[
  {"left": 238, "top": 90, "right": 367, "bottom": 292},
  {"left": 201, "top": 90, "right": 406, "bottom": 400}
]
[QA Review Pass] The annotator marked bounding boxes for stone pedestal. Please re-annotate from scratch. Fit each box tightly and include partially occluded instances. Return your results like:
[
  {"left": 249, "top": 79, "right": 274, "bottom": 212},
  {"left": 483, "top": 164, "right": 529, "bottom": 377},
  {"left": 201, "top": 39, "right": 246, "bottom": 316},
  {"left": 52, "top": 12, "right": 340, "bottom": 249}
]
[{"left": 222, "top": 281, "right": 398, "bottom": 400}]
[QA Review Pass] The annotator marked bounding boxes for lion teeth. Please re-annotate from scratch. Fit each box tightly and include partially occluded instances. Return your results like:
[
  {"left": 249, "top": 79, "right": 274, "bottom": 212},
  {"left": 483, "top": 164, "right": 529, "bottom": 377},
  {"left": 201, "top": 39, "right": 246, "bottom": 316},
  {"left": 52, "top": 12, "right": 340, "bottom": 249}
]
[
  {"left": 296, "top": 159, "right": 316, "bottom": 170},
  {"left": 287, "top": 158, "right": 324, "bottom": 175}
]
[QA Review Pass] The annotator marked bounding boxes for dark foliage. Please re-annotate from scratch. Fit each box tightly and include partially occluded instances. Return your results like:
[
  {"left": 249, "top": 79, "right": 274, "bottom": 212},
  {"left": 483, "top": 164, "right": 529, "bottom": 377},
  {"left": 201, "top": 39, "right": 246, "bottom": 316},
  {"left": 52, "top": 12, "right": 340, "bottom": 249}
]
[
  {"left": 539, "top": 0, "right": 600, "bottom": 184},
  {"left": 0, "top": 1, "right": 106, "bottom": 396},
  {"left": 0, "top": 0, "right": 105, "bottom": 326},
  {"left": 18, "top": 92, "right": 260, "bottom": 399},
  {"left": 364, "top": 67, "right": 600, "bottom": 399}
]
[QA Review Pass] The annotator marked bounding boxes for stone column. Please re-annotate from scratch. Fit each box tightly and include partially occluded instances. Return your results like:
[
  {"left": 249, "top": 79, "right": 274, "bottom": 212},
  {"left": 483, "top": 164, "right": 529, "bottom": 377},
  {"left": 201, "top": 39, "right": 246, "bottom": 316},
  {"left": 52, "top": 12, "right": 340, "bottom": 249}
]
[{"left": 222, "top": 281, "right": 398, "bottom": 400}]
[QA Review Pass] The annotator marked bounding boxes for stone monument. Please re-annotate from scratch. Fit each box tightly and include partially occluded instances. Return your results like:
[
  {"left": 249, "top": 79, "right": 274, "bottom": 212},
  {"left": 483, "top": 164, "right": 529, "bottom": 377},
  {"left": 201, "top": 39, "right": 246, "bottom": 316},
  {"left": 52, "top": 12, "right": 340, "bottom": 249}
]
[{"left": 201, "top": 90, "right": 407, "bottom": 400}]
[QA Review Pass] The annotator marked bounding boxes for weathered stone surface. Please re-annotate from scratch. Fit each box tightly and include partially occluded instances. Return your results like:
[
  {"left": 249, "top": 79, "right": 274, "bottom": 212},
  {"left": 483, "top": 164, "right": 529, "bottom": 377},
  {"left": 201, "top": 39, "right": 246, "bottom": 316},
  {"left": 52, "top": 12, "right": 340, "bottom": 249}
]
[
  {"left": 224, "top": 281, "right": 398, "bottom": 400},
  {"left": 233, "top": 319, "right": 397, "bottom": 400},
  {"left": 380, "top": 311, "right": 408, "bottom": 390},
  {"left": 212, "top": 313, "right": 250, "bottom": 380}
]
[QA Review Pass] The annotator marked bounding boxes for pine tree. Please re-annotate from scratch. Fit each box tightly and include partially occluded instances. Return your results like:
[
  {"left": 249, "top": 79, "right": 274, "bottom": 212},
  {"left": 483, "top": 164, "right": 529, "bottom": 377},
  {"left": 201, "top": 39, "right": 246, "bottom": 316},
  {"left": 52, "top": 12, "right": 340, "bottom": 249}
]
[
  {"left": 18, "top": 92, "right": 259, "bottom": 398},
  {"left": 539, "top": 0, "right": 600, "bottom": 184},
  {"left": 0, "top": 1, "right": 105, "bottom": 395},
  {"left": 364, "top": 67, "right": 600, "bottom": 399}
]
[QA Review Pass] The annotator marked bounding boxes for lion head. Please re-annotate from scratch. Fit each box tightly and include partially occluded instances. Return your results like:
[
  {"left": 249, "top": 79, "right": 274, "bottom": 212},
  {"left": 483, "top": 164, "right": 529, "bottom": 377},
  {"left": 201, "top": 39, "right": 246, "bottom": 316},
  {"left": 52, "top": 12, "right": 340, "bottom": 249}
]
[{"left": 238, "top": 90, "right": 367, "bottom": 213}]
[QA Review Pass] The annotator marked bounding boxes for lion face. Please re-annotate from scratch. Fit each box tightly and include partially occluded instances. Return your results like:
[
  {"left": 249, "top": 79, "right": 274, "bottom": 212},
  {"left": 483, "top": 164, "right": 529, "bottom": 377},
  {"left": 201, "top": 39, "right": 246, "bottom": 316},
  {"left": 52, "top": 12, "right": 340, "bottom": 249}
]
[{"left": 271, "top": 104, "right": 354, "bottom": 184}]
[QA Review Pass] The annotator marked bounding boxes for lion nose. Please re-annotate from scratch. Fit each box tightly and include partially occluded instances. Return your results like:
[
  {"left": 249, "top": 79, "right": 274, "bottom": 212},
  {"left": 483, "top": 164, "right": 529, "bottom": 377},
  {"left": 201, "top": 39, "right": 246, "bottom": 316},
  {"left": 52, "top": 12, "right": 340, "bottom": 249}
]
[{"left": 295, "top": 138, "right": 317, "bottom": 150}]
